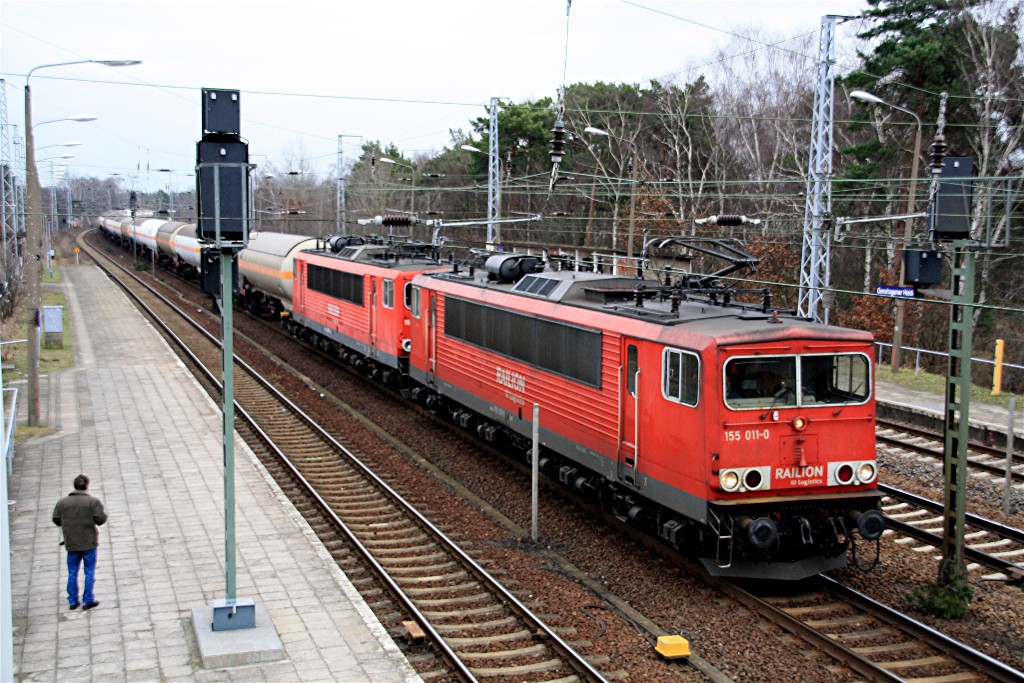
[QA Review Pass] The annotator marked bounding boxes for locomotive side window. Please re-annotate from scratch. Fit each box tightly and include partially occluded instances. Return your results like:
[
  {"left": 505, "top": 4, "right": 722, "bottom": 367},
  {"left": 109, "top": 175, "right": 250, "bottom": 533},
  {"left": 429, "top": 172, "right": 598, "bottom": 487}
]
[
  {"left": 404, "top": 282, "right": 413, "bottom": 310},
  {"left": 383, "top": 279, "right": 395, "bottom": 309},
  {"left": 724, "top": 354, "right": 870, "bottom": 410},
  {"left": 662, "top": 348, "right": 699, "bottom": 406},
  {"left": 410, "top": 286, "right": 422, "bottom": 318},
  {"left": 307, "top": 264, "right": 363, "bottom": 306}
]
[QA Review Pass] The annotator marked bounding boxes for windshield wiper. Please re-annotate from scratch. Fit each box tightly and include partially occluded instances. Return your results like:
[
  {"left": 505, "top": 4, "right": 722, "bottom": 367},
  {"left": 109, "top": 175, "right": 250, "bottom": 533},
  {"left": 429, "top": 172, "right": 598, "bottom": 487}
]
[
  {"left": 759, "top": 382, "right": 793, "bottom": 421},
  {"left": 832, "top": 381, "right": 866, "bottom": 417}
]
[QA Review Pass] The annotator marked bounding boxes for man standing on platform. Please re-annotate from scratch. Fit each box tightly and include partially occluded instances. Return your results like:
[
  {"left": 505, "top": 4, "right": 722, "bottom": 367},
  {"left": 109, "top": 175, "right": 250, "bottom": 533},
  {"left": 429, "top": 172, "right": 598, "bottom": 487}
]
[{"left": 52, "top": 474, "right": 107, "bottom": 610}]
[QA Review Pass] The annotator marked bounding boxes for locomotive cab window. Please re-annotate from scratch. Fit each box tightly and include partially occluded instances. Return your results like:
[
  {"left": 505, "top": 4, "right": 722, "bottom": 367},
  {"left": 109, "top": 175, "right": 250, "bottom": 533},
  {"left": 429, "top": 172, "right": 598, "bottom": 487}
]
[
  {"left": 662, "top": 348, "right": 699, "bottom": 406},
  {"left": 800, "top": 353, "right": 870, "bottom": 406},
  {"left": 410, "top": 286, "right": 422, "bottom": 319},
  {"left": 724, "top": 354, "right": 870, "bottom": 410},
  {"left": 382, "top": 279, "right": 395, "bottom": 309},
  {"left": 627, "top": 345, "right": 638, "bottom": 396},
  {"left": 404, "top": 282, "right": 413, "bottom": 310}
]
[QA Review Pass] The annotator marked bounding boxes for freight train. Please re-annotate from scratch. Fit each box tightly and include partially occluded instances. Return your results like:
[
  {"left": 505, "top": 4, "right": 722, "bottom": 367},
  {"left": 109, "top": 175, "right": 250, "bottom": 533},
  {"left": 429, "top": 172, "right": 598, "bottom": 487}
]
[{"left": 97, "top": 212, "right": 885, "bottom": 580}]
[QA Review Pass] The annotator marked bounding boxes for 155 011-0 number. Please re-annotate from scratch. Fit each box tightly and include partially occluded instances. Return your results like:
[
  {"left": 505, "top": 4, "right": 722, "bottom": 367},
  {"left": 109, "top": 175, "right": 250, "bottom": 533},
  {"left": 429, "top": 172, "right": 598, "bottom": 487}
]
[{"left": 724, "top": 428, "right": 771, "bottom": 442}]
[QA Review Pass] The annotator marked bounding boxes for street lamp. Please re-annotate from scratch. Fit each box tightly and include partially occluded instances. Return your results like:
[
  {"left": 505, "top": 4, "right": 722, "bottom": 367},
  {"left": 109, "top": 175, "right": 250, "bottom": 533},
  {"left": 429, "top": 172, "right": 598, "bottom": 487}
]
[
  {"left": 36, "top": 152, "right": 75, "bottom": 163},
  {"left": 23, "top": 58, "right": 141, "bottom": 426},
  {"left": 585, "top": 126, "right": 639, "bottom": 272},
  {"left": 850, "top": 90, "right": 923, "bottom": 372},
  {"left": 36, "top": 140, "right": 81, "bottom": 152}
]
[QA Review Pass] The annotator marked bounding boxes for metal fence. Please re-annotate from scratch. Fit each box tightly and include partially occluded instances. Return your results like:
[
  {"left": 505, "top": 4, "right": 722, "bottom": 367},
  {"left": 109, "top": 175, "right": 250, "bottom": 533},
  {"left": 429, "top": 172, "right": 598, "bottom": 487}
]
[
  {"left": 3, "top": 388, "right": 16, "bottom": 475},
  {"left": 875, "top": 341, "right": 1024, "bottom": 386}
]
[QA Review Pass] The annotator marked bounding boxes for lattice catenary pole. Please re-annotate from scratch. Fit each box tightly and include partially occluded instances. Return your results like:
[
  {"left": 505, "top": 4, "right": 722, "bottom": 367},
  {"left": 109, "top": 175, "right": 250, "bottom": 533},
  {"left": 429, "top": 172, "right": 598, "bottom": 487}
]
[{"left": 798, "top": 15, "right": 840, "bottom": 323}]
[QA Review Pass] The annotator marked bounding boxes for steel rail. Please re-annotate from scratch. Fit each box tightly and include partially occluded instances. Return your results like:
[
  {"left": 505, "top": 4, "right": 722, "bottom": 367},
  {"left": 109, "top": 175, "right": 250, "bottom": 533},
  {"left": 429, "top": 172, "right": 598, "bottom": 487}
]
[{"left": 821, "top": 576, "right": 1024, "bottom": 683}]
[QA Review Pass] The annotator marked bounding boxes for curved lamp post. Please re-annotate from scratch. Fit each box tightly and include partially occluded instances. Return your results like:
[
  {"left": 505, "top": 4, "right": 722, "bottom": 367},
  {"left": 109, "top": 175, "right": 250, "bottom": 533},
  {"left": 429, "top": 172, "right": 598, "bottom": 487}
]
[
  {"left": 850, "top": 90, "right": 922, "bottom": 372},
  {"left": 24, "top": 59, "right": 140, "bottom": 426},
  {"left": 36, "top": 140, "right": 81, "bottom": 152}
]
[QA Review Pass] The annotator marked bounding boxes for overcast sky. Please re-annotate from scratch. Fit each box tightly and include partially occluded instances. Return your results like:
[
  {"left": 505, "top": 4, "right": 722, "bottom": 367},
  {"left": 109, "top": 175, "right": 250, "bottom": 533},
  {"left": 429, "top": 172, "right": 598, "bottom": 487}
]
[{"left": 3, "top": 0, "right": 866, "bottom": 191}]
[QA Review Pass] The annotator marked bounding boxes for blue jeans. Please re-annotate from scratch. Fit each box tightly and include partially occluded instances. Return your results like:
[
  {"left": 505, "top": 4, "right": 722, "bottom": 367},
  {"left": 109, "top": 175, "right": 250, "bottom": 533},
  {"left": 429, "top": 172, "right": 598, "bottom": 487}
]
[{"left": 66, "top": 548, "right": 97, "bottom": 606}]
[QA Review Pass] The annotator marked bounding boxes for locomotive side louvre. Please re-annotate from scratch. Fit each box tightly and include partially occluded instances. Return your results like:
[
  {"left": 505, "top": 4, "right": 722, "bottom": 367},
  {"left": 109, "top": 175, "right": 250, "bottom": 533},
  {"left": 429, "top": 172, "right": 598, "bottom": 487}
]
[{"left": 434, "top": 290, "right": 623, "bottom": 467}]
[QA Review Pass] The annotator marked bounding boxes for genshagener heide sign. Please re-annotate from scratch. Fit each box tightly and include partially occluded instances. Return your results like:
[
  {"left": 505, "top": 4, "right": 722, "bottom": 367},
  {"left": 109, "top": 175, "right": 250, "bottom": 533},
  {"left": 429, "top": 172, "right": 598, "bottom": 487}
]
[{"left": 875, "top": 285, "right": 916, "bottom": 298}]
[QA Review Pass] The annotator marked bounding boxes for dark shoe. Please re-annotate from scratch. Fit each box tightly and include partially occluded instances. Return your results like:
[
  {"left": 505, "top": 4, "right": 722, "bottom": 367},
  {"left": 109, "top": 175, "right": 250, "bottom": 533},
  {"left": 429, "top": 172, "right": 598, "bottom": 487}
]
[
  {"left": 69, "top": 603, "right": 79, "bottom": 611},
  {"left": 82, "top": 601, "right": 99, "bottom": 610}
]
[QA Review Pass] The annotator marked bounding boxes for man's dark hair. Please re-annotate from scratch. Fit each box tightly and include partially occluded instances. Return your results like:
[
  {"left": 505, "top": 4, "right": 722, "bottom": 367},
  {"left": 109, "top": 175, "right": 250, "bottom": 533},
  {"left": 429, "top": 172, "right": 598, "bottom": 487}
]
[{"left": 73, "top": 474, "right": 89, "bottom": 491}]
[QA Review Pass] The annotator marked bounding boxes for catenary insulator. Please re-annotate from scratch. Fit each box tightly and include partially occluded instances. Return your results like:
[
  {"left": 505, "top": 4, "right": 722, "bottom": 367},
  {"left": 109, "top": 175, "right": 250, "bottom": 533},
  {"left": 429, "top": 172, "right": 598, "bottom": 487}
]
[
  {"left": 382, "top": 213, "right": 414, "bottom": 228},
  {"left": 549, "top": 120, "right": 566, "bottom": 164}
]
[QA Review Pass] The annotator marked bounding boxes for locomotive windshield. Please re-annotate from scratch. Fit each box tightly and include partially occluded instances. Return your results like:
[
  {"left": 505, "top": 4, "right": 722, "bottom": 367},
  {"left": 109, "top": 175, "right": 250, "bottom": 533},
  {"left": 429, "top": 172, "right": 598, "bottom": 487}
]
[{"left": 724, "top": 353, "right": 870, "bottom": 410}]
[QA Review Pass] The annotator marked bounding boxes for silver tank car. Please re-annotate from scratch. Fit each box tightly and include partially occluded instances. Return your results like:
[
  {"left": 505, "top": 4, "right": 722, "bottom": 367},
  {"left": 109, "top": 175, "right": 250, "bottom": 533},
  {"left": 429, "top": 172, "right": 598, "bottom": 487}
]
[{"left": 237, "top": 232, "right": 318, "bottom": 310}]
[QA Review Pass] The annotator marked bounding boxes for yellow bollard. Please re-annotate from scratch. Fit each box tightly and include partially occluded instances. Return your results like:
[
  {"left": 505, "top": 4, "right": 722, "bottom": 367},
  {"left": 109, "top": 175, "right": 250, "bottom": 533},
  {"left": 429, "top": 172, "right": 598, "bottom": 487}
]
[{"left": 992, "top": 339, "right": 1004, "bottom": 396}]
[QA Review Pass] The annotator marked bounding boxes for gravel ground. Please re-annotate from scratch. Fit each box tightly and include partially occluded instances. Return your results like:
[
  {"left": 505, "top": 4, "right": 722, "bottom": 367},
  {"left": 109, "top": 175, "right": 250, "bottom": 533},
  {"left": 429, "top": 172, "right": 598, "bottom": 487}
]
[
  {"left": 116, "top": 242, "right": 1023, "bottom": 682},
  {"left": 833, "top": 445, "right": 1024, "bottom": 672}
]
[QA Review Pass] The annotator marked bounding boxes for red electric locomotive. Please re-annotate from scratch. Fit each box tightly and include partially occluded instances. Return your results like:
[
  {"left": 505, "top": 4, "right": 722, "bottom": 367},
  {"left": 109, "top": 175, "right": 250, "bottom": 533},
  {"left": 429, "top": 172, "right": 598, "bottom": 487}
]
[
  {"left": 406, "top": 243, "right": 884, "bottom": 580},
  {"left": 287, "top": 236, "right": 449, "bottom": 383}
]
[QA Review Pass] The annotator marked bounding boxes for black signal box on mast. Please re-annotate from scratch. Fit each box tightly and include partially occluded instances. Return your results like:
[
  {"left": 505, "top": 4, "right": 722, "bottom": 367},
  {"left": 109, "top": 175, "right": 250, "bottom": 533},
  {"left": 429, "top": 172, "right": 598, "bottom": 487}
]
[
  {"left": 931, "top": 156, "right": 973, "bottom": 240},
  {"left": 196, "top": 89, "right": 250, "bottom": 246},
  {"left": 202, "top": 89, "right": 241, "bottom": 135}
]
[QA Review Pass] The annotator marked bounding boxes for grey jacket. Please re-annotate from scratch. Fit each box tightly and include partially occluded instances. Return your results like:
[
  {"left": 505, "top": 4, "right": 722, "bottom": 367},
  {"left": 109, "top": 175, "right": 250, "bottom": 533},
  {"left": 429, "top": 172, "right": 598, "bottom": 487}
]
[{"left": 52, "top": 490, "right": 107, "bottom": 552}]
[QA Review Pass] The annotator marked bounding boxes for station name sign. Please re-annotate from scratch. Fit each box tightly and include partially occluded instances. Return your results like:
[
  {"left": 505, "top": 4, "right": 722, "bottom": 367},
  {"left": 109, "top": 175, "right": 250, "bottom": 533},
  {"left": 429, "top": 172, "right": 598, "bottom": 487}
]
[{"left": 875, "top": 285, "right": 916, "bottom": 298}]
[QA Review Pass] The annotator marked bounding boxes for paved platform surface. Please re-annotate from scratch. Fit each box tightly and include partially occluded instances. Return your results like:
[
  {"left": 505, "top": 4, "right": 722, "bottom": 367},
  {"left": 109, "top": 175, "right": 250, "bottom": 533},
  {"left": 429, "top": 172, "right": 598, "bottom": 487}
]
[{"left": 7, "top": 266, "right": 422, "bottom": 682}]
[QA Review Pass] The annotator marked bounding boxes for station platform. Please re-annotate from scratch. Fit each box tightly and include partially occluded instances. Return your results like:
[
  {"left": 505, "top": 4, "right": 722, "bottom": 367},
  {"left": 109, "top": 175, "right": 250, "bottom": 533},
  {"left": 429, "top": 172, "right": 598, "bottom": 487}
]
[
  {"left": 876, "top": 379, "right": 1023, "bottom": 441},
  {"left": 7, "top": 266, "right": 422, "bottom": 682}
]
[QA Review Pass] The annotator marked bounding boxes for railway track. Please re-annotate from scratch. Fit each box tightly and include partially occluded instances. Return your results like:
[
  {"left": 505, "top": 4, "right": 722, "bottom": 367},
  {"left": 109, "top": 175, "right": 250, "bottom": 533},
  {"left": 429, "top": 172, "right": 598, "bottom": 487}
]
[
  {"left": 79, "top": 234, "right": 613, "bottom": 682},
  {"left": 880, "top": 485, "right": 1024, "bottom": 585},
  {"left": 877, "top": 418, "right": 1024, "bottom": 484},
  {"left": 754, "top": 576, "right": 1023, "bottom": 683}
]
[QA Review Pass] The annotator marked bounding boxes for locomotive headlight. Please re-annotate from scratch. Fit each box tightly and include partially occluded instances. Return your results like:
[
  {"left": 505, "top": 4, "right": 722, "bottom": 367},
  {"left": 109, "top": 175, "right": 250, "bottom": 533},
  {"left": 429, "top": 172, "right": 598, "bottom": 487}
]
[
  {"left": 720, "top": 470, "right": 740, "bottom": 491},
  {"left": 791, "top": 416, "right": 808, "bottom": 431},
  {"left": 857, "top": 461, "right": 877, "bottom": 483}
]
